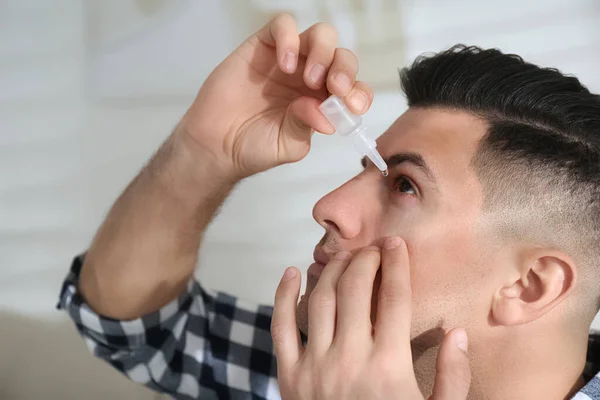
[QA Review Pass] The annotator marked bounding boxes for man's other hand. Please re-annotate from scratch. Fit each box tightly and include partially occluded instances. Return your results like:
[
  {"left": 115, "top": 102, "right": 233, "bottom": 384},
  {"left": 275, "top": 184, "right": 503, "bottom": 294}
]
[
  {"left": 178, "top": 13, "right": 374, "bottom": 181},
  {"left": 271, "top": 237, "right": 471, "bottom": 399}
]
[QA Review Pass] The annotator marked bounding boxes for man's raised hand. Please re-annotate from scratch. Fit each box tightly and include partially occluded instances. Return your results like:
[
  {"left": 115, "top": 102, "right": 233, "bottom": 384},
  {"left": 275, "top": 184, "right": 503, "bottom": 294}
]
[{"left": 178, "top": 13, "right": 374, "bottom": 181}]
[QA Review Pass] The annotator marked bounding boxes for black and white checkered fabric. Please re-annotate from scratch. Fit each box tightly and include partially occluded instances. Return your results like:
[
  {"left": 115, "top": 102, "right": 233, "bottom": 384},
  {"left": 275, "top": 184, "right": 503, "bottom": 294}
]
[{"left": 57, "top": 255, "right": 280, "bottom": 399}]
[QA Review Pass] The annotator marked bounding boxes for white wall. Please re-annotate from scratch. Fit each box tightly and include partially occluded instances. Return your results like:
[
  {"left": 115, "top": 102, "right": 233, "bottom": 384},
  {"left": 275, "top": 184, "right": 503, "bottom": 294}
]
[{"left": 1, "top": 1, "right": 599, "bottom": 399}]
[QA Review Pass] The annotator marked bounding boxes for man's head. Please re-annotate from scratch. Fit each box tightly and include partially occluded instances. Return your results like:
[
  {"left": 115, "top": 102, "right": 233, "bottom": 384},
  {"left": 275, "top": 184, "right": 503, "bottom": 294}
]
[{"left": 297, "top": 45, "right": 600, "bottom": 347}]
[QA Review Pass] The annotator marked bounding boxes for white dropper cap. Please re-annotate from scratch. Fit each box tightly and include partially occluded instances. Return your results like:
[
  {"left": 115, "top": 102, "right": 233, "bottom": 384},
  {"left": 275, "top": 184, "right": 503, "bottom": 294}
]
[{"left": 319, "top": 95, "right": 388, "bottom": 175}]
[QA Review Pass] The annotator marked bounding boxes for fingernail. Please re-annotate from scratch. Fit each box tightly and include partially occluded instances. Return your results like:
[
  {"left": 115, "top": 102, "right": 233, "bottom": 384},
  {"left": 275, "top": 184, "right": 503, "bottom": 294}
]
[
  {"left": 283, "top": 52, "right": 297, "bottom": 73},
  {"left": 384, "top": 236, "right": 402, "bottom": 250},
  {"left": 334, "top": 251, "right": 352, "bottom": 261},
  {"left": 347, "top": 91, "right": 368, "bottom": 114},
  {"left": 454, "top": 329, "right": 469, "bottom": 353},
  {"left": 308, "top": 64, "right": 326, "bottom": 85},
  {"left": 334, "top": 73, "right": 352, "bottom": 92},
  {"left": 282, "top": 267, "right": 297, "bottom": 281}
]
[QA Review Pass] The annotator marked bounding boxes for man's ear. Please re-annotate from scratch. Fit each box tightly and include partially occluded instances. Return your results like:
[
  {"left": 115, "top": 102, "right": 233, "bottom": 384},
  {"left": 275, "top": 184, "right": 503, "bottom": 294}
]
[{"left": 491, "top": 248, "right": 577, "bottom": 326}]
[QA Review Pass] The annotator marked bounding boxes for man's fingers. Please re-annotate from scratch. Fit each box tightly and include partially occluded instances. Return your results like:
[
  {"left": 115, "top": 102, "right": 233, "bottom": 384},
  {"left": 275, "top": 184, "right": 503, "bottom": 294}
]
[
  {"left": 256, "top": 15, "right": 374, "bottom": 117},
  {"left": 256, "top": 13, "right": 299, "bottom": 74},
  {"left": 335, "top": 247, "right": 381, "bottom": 346},
  {"left": 280, "top": 97, "right": 335, "bottom": 161},
  {"left": 307, "top": 251, "right": 352, "bottom": 354},
  {"left": 298, "top": 22, "right": 338, "bottom": 90},
  {"left": 326, "top": 48, "right": 359, "bottom": 99},
  {"left": 374, "top": 237, "right": 412, "bottom": 349},
  {"left": 271, "top": 267, "right": 303, "bottom": 369},
  {"left": 431, "top": 329, "right": 471, "bottom": 400},
  {"left": 345, "top": 81, "right": 374, "bottom": 115}
]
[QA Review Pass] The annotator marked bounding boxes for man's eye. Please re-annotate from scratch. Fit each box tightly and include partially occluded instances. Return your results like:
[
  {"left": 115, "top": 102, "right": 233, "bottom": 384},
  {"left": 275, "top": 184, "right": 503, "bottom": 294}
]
[{"left": 393, "top": 176, "right": 416, "bottom": 195}]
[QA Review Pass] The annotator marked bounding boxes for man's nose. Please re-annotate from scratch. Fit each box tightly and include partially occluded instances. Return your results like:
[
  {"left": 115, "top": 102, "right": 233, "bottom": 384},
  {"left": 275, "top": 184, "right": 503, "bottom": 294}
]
[{"left": 312, "top": 177, "right": 374, "bottom": 240}]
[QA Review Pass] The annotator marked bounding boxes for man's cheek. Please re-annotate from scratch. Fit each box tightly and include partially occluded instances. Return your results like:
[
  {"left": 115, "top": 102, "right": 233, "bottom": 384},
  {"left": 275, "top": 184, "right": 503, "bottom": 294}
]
[{"left": 410, "top": 257, "right": 456, "bottom": 302}]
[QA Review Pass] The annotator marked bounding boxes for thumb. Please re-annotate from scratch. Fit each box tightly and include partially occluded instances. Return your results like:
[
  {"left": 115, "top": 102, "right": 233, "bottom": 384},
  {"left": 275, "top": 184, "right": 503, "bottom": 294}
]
[
  {"left": 430, "top": 328, "right": 471, "bottom": 400},
  {"left": 279, "top": 96, "right": 334, "bottom": 163}
]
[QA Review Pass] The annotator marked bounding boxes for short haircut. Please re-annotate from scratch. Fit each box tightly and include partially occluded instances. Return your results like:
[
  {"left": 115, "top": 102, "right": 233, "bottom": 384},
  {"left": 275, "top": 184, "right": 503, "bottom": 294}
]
[{"left": 399, "top": 45, "right": 600, "bottom": 310}]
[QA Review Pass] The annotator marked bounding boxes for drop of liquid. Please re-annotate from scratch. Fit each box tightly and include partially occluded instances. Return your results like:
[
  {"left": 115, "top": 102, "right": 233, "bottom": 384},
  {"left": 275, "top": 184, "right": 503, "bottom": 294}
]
[{"left": 382, "top": 169, "right": 389, "bottom": 177}]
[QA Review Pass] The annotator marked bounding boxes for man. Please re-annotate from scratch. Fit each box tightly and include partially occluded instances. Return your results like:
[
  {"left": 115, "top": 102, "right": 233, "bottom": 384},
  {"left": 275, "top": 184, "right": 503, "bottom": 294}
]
[{"left": 57, "top": 13, "right": 600, "bottom": 399}]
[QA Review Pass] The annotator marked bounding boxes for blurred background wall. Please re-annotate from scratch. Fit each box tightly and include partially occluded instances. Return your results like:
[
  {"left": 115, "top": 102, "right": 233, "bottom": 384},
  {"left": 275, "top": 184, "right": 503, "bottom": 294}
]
[{"left": 1, "top": 0, "right": 599, "bottom": 398}]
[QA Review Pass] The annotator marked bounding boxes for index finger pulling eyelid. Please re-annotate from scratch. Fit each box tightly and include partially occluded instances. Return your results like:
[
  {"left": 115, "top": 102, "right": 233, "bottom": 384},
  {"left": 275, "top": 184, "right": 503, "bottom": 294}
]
[
  {"left": 384, "top": 236, "right": 403, "bottom": 250},
  {"left": 381, "top": 237, "right": 409, "bottom": 295},
  {"left": 334, "top": 247, "right": 381, "bottom": 342},
  {"left": 374, "top": 237, "right": 411, "bottom": 344}
]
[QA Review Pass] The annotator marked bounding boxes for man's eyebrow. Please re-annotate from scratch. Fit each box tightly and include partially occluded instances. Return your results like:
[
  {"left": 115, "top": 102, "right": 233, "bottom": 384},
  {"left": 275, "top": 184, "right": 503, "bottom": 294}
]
[{"left": 361, "top": 152, "right": 437, "bottom": 184}]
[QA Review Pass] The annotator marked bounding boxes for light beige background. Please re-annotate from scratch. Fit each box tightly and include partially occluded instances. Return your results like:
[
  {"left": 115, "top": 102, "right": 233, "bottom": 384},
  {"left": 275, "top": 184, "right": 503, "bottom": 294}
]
[{"left": 1, "top": 0, "right": 599, "bottom": 399}]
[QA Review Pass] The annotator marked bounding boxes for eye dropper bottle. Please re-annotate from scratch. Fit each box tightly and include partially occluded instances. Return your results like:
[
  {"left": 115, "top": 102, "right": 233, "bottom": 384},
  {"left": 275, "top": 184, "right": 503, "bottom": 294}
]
[{"left": 319, "top": 95, "right": 388, "bottom": 176}]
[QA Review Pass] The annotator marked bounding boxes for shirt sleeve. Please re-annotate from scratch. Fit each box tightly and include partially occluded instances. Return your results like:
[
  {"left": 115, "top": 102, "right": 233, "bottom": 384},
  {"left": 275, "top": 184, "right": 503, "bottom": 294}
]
[{"left": 57, "top": 254, "right": 280, "bottom": 400}]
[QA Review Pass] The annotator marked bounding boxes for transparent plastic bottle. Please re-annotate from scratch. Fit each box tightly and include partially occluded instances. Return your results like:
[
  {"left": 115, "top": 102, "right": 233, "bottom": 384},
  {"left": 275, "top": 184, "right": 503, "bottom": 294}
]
[{"left": 319, "top": 95, "right": 388, "bottom": 176}]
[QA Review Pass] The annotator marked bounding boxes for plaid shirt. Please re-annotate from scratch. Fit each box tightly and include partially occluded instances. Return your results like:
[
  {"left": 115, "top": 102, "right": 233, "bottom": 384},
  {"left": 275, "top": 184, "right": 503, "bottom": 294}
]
[{"left": 58, "top": 254, "right": 600, "bottom": 400}]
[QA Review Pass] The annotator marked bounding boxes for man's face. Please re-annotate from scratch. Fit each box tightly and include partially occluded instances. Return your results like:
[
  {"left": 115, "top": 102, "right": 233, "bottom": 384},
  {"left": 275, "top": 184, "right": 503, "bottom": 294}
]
[{"left": 297, "top": 107, "right": 500, "bottom": 343}]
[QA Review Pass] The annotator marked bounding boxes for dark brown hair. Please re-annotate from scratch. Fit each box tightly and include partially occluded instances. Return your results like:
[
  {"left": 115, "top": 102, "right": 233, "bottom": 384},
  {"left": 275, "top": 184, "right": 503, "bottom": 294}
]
[{"left": 400, "top": 45, "right": 600, "bottom": 310}]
